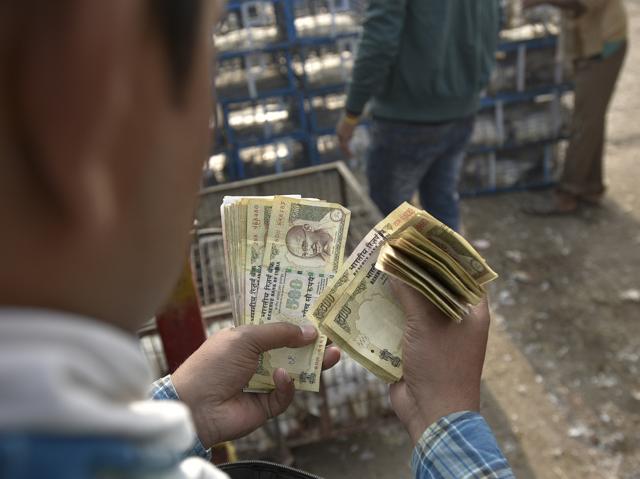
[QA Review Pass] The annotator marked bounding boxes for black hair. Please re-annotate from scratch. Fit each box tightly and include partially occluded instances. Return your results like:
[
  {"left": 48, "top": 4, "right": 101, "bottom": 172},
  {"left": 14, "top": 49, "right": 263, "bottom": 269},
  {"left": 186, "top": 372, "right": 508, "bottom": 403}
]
[{"left": 150, "top": 0, "right": 203, "bottom": 102}]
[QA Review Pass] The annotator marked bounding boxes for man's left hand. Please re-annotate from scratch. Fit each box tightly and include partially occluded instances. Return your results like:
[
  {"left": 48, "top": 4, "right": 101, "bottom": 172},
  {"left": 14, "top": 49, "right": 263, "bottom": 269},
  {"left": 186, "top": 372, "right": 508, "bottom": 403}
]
[{"left": 171, "top": 323, "right": 340, "bottom": 448}]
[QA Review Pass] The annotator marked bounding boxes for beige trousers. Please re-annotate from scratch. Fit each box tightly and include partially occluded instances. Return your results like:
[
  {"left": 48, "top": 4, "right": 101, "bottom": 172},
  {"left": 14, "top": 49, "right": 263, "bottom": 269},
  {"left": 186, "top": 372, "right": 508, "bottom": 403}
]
[{"left": 560, "top": 43, "right": 627, "bottom": 197}]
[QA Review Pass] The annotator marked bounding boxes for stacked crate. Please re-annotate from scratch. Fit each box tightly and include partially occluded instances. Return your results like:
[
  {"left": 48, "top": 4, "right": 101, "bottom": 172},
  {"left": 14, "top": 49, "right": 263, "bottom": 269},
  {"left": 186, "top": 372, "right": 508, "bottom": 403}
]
[
  {"left": 208, "top": 0, "right": 573, "bottom": 194},
  {"left": 209, "top": 0, "right": 364, "bottom": 184},
  {"left": 462, "top": 5, "right": 573, "bottom": 195}
]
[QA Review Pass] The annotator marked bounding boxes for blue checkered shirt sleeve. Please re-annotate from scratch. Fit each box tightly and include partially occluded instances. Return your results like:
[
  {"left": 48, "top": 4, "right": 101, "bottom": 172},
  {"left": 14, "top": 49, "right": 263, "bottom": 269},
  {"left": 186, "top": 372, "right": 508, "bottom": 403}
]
[
  {"left": 150, "top": 375, "right": 212, "bottom": 461},
  {"left": 412, "top": 411, "right": 514, "bottom": 479}
]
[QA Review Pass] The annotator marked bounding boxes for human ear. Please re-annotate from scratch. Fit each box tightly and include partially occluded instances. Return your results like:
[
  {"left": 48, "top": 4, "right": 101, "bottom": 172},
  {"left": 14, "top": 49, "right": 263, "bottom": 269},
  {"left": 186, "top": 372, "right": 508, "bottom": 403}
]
[{"left": 12, "top": 0, "right": 139, "bottom": 233}]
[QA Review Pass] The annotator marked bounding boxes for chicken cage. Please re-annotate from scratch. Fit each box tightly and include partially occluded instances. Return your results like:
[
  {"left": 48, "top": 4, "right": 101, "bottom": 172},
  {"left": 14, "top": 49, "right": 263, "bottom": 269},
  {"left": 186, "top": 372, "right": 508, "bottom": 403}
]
[{"left": 138, "top": 162, "right": 397, "bottom": 456}]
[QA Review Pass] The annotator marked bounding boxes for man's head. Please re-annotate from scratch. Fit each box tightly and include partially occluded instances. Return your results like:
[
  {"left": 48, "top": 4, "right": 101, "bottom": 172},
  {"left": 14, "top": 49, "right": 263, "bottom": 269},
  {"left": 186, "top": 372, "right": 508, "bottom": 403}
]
[{"left": 0, "top": 0, "right": 223, "bottom": 330}]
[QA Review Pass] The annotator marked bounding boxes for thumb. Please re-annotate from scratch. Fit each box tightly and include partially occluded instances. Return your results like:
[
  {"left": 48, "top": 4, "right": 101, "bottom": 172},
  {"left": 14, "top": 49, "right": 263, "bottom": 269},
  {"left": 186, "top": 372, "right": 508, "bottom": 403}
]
[
  {"left": 390, "top": 278, "right": 444, "bottom": 323},
  {"left": 237, "top": 322, "right": 318, "bottom": 354},
  {"left": 261, "top": 368, "right": 295, "bottom": 419}
]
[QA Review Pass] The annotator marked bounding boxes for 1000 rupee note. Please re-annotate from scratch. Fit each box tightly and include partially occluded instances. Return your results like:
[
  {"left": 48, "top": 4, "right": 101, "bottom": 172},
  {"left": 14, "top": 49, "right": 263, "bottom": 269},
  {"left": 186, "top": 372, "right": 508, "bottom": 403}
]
[{"left": 249, "top": 196, "right": 350, "bottom": 392}]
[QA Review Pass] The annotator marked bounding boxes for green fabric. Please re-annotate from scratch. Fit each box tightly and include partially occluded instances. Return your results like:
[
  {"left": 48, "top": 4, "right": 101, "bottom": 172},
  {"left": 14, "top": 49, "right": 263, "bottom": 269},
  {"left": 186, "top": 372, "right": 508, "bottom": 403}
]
[
  {"left": 602, "top": 39, "right": 626, "bottom": 59},
  {"left": 345, "top": 0, "right": 500, "bottom": 123}
]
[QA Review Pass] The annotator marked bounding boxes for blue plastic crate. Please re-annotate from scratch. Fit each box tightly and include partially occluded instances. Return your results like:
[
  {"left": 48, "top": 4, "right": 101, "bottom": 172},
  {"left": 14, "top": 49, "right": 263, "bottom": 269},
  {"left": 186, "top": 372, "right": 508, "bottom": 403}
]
[
  {"left": 216, "top": 0, "right": 294, "bottom": 53},
  {"left": 231, "top": 135, "right": 313, "bottom": 179},
  {"left": 305, "top": 90, "right": 346, "bottom": 133},
  {"left": 292, "top": 0, "right": 363, "bottom": 40},
  {"left": 223, "top": 92, "right": 307, "bottom": 146},
  {"left": 216, "top": 49, "right": 296, "bottom": 101}
]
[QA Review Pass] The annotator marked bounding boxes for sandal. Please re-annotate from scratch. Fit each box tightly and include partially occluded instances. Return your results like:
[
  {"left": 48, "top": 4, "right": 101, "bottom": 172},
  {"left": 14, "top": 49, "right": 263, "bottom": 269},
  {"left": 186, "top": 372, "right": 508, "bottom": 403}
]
[
  {"left": 522, "top": 192, "right": 579, "bottom": 216},
  {"left": 579, "top": 192, "right": 605, "bottom": 206}
]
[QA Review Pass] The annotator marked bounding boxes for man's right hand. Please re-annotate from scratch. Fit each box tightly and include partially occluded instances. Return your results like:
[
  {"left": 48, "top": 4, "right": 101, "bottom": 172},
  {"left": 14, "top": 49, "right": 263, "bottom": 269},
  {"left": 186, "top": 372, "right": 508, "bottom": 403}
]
[
  {"left": 336, "top": 113, "right": 358, "bottom": 157},
  {"left": 389, "top": 281, "right": 491, "bottom": 445}
]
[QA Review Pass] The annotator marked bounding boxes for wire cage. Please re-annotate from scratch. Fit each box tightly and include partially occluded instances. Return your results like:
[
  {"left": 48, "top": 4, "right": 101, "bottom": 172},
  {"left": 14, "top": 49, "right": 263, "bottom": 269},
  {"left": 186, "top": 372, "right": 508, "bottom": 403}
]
[{"left": 140, "top": 162, "right": 397, "bottom": 456}]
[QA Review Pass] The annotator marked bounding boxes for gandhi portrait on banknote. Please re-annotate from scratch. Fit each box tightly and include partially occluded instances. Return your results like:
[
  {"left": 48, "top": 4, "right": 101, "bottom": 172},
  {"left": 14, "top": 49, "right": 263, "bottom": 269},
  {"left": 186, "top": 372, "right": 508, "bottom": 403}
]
[{"left": 285, "top": 224, "right": 333, "bottom": 262}]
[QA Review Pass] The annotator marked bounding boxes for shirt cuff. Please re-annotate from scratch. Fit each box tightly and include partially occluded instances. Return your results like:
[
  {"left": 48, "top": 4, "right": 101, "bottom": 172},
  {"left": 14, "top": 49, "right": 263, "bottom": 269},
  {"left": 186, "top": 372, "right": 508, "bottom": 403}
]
[
  {"left": 150, "top": 375, "right": 212, "bottom": 461},
  {"left": 345, "top": 85, "right": 367, "bottom": 118},
  {"left": 411, "top": 411, "right": 514, "bottom": 478}
]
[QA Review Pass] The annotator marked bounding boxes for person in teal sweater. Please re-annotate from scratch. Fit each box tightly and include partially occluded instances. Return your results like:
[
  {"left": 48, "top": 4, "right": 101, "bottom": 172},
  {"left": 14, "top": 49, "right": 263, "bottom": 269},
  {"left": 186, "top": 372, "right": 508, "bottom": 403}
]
[{"left": 337, "top": 0, "right": 500, "bottom": 231}]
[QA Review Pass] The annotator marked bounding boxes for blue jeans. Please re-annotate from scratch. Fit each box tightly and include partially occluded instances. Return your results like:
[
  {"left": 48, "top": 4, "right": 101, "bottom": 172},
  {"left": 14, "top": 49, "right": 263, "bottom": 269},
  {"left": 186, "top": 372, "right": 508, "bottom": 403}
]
[{"left": 366, "top": 117, "right": 474, "bottom": 231}]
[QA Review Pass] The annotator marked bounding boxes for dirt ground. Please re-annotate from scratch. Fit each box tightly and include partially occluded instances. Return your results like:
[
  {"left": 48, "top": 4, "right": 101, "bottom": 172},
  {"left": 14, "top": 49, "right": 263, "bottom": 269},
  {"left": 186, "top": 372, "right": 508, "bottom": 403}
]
[{"left": 289, "top": 2, "right": 640, "bottom": 477}]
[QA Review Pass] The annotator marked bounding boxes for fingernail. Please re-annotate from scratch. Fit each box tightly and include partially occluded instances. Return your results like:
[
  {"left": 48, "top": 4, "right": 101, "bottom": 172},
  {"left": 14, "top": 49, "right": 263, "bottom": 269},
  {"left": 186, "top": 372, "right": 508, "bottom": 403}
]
[{"left": 300, "top": 324, "right": 317, "bottom": 340}]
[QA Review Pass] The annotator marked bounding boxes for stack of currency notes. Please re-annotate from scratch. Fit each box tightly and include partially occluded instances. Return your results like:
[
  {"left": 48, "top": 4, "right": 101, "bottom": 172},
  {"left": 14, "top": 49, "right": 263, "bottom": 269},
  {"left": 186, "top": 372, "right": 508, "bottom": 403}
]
[
  {"left": 310, "top": 202, "right": 497, "bottom": 384},
  {"left": 220, "top": 195, "right": 351, "bottom": 392}
]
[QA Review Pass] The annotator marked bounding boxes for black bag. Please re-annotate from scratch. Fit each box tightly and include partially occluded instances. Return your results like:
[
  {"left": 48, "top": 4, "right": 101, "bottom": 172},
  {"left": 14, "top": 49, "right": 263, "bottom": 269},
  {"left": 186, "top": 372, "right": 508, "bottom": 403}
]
[{"left": 219, "top": 460, "right": 323, "bottom": 479}]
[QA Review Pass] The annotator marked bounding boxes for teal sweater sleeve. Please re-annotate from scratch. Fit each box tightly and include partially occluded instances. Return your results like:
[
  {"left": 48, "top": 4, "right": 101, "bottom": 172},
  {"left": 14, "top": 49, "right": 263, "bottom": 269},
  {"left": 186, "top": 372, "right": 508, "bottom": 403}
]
[
  {"left": 345, "top": 0, "right": 408, "bottom": 116},
  {"left": 343, "top": 1, "right": 499, "bottom": 123}
]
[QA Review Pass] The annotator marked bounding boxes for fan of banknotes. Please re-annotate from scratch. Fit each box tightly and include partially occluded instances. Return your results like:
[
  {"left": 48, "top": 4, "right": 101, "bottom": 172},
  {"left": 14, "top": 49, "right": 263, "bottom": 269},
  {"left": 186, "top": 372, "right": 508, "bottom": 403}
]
[
  {"left": 221, "top": 198, "right": 496, "bottom": 391},
  {"left": 311, "top": 202, "right": 497, "bottom": 383},
  {"left": 221, "top": 196, "right": 351, "bottom": 392}
]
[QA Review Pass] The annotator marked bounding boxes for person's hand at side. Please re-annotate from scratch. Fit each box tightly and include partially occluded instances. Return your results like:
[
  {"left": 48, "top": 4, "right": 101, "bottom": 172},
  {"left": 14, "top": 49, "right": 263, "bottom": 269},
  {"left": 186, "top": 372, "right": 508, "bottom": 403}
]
[
  {"left": 389, "top": 281, "right": 491, "bottom": 445},
  {"left": 336, "top": 112, "right": 359, "bottom": 157},
  {"left": 171, "top": 323, "right": 340, "bottom": 448}
]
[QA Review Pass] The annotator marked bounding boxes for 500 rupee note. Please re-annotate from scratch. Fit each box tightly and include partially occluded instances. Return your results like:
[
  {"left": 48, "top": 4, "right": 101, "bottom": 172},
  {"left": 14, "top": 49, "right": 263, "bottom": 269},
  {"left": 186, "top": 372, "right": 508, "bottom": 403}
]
[
  {"left": 320, "top": 252, "right": 406, "bottom": 382},
  {"left": 249, "top": 196, "right": 350, "bottom": 392},
  {"left": 313, "top": 202, "right": 497, "bottom": 382},
  {"left": 311, "top": 202, "right": 421, "bottom": 328},
  {"left": 244, "top": 198, "right": 273, "bottom": 326}
]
